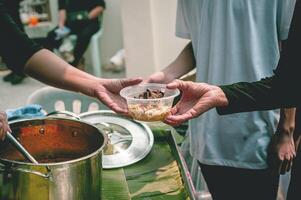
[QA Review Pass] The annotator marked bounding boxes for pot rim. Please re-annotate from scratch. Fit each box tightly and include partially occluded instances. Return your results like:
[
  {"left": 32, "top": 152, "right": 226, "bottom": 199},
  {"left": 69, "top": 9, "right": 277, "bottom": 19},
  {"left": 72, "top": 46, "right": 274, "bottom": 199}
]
[{"left": 0, "top": 117, "right": 108, "bottom": 166}]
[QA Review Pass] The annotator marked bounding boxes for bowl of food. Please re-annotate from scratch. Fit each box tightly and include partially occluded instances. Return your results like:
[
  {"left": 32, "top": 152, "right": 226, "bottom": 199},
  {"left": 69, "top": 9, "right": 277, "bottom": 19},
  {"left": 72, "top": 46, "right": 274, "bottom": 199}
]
[{"left": 120, "top": 83, "right": 180, "bottom": 122}]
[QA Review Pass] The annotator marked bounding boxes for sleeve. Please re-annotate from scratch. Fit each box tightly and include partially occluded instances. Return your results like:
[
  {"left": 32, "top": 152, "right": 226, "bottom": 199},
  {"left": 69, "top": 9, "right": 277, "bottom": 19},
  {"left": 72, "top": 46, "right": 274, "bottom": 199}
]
[
  {"left": 58, "top": 0, "right": 67, "bottom": 11},
  {"left": 0, "top": 2, "right": 42, "bottom": 74},
  {"left": 92, "top": 0, "right": 106, "bottom": 9},
  {"left": 217, "top": 77, "right": 280, "bottom": 114},
  {"left": 175, "top": 0, "right": 191, "bottom": 39},
  {"left": 277, "top": 0, "right": 296, "bottom": 40},
  {"left": 217, "top": 1, "right": 301, "bottom": 114}
]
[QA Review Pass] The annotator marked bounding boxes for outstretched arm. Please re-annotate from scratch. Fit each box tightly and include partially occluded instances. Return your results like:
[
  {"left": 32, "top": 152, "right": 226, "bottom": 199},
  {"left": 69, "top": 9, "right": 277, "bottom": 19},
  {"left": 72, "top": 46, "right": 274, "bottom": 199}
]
[{"left": 24, "top": 49, "right": 142, "bottom": 114}]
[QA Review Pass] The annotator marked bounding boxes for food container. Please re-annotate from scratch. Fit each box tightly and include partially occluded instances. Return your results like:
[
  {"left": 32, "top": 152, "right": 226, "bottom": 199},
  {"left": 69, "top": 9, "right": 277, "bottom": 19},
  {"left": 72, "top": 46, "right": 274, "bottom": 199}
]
[
  {"left": 0, "top": 116, "right": 107, "bottom": 200},
  {"left": 120, "top": 83, "right": 180, "bottom": 122}
]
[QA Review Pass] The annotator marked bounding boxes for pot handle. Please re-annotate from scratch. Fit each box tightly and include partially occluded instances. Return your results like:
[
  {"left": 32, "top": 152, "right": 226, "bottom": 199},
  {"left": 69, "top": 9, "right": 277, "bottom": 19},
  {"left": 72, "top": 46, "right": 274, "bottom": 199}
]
[
  {"left": 0, "top": 164, "right": 53, "bottom": 181},
  {"left": 47, "top": 110, "right": 81, "bottom": 120}
]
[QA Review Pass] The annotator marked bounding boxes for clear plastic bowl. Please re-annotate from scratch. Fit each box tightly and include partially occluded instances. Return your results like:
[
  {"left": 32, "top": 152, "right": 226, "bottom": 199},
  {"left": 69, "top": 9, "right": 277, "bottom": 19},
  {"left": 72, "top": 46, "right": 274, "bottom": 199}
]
[{"left": 120, "top": 83, "right": 180, "bottom": 122}]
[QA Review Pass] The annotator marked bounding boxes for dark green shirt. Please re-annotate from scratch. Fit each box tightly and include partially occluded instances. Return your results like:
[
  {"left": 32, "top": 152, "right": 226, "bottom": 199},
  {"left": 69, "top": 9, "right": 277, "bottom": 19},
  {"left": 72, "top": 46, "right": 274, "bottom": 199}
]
[
  {"left": 217, "top": 1, "right": 300, "bottom": 114},
  {"left": 0, "top": 0, "right": 42, "bottom": 74}
]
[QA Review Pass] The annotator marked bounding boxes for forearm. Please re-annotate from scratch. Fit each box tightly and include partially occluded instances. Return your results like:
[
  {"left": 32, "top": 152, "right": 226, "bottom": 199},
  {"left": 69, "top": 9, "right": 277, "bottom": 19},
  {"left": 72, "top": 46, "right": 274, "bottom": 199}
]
[
  {"left": 24, "top": 49, "right": 98, "bottom": 97},
  {"left": 162, "top": 42, "right": 196, "bottom": 82},
  {"left": 58, "top": 10, "right": 66, "bottom": 28},
  {"left": 277, "top": 108, "right": 296, "bottom": 136},
  {"left": 88, "top": 6, "right": 104, "bottom": 20},
  {"left": 217, "top": 77, "right": 275, "bottom": 114},
  {"left": 217, "top": 69, "right": 301, "bottom": 115}
]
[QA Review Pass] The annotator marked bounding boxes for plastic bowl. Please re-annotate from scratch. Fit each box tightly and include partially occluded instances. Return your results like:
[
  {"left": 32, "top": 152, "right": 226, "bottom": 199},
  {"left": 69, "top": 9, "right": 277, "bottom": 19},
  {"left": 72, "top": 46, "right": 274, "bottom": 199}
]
[{"left": 120, "top": 83, "right": 180, "bottom": 122}]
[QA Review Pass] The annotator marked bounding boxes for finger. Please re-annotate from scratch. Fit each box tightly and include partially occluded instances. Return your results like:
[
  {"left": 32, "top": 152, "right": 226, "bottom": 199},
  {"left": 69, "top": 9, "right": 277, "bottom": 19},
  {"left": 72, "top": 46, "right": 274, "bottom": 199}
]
[
  {"left": 170, "top": 106, "right": 179, "bottom": 115},
  {"left": 107, "top": 103, "right": 127, "bottom": 114},
  {"left": 164, "top": 118, "right": 182, "bottom": 126},
  {"left": 169, "top": 100, "right": 183, "bottom": 116},
  {"left": 293, "top": 148, "right": 297, "bottom": 157},
  {"left": 288, "top": 150, "right": 295, "bottom": 161},
  {"left": 141, "top": 79, "right": 148, "bottom": 84},
  {"left": 97, "top": 93, "right": 128, "bottom": 114},
  {"left": 289, "top": 145, "right": 297, "bottom": 157},
  {"left": 7, "top": 125, "right": 12, "bottom": 133},
  {"left": 164, "top": 117, "right": 184, "bottom": 126},
  {"left": 0, "top": 122, "right": 4, "bottom": 141},
  {"left": 144, "top": 77, "right": 159, "bottom": 84},
  {"left": 284, "top": 152, "right": 294, "bottom": 172},
  {"left": 280, "top": 159, "right": 289, "bottom": 175},
  {"left": 0, "top": 130, "right": 3, "bottom": 141},
  {"left": 107, "top": 100, "right": 128, "bottom": 114},
  {"left": 164, "top": 110, "right": 184, "bottom": 126},
  {"left": 166, "top": 103, "right": 206, "bottom": 124},
  {"left": 285, "top": 153, "right": 291, "bottom": 161},
  {"left": 287, "top": 159, "right": 293, "bottom": 172},
  {"left": 166, "top": 81, "right": 180, "bottom": 89},
  {"left": 0, "top": 129, "right": 5, "bottom": 141},
  {"left": 165, "top": 112, "right": 193, "bottom": 125},
  {"left": 111, "top": 107, "right": 127, "bottom": 114},
  {"left": 165, "top": 107, "right": 178, "bottom": 122},
  {"left": 3, "top": 123, "right": 10, "bottom": 141},
  {"left": 120, "top": 77, "right": 143, "bottom": 88},
  {"left": 288, "top": 148, "right": 296, "bottom": 159},
  {"left": 278, "top": 152, "right": 284, "bottom": 161},
  {"left": 166, "top": 80, "right": 185, "bottom": 90}
]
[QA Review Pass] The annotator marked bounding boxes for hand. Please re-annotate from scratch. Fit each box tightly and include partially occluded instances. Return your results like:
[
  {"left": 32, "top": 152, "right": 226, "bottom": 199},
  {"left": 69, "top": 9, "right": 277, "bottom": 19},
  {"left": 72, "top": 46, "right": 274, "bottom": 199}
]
[
  {"left": 165, "top": 80, "right": 228, "bottom": 126},
  {"left": 93, "top": 78, "right": 142, "bottom": 114},
  {"left": 145, "top": 71, "right": 169, "bottom": 84},
  {"left": 267, "top": 133, "right": 296, "bottom": 175},
  {"left": 267, "top": 108, "right": 296, "bottom": 174},
  {"left": 0, "top": 111, "right": 10, "bottom": 141}
]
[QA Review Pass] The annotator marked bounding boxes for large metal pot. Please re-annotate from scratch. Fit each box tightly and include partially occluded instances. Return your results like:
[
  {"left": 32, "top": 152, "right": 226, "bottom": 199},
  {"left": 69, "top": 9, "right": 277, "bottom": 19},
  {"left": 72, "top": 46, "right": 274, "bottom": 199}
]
[{"left": 0, "top": 117, "right": 107, "bottom": 200}]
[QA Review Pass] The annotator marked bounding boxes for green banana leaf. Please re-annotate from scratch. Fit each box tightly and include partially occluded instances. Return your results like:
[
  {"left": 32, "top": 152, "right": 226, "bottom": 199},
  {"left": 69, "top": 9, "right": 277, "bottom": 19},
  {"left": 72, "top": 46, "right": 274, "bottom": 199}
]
[
  {"left": 102, "top": 168, "right": 131, "bottom": 200},
  {"left": 102, "top": 125, "right": 190, "bottom": 200}
]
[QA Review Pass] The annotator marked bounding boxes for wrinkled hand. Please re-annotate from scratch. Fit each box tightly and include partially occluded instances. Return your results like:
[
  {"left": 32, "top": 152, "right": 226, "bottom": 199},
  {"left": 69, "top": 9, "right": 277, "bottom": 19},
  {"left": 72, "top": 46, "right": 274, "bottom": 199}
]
[
  {"left": 267, "top": 133, "right": 296, "bottom": 175},
  {"left": 0, "top": 111, "right": 10, "bottom": 141},
  {"left": 93, "top": 78, "right": 142, "bottom": 114},
  {"left": 165, "top": 80, "right": 228, "bottom": 126}
]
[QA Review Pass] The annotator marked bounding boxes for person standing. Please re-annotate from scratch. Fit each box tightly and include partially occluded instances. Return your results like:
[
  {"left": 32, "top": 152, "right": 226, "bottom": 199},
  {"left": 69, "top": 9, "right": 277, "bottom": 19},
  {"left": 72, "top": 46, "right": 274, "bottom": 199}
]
[
  {"left": 147, "top": 0, "right": 296, "bottom": 199},
  {"left": 164, "top": 3, "right": 301, "bottom": 198}
]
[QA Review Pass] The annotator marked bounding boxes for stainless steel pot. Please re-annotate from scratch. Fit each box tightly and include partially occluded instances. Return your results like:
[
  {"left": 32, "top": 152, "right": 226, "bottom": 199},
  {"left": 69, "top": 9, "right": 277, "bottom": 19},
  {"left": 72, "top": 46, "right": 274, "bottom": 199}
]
[{"left": 0, "top": 116, "right": 107, "bottom": 200}]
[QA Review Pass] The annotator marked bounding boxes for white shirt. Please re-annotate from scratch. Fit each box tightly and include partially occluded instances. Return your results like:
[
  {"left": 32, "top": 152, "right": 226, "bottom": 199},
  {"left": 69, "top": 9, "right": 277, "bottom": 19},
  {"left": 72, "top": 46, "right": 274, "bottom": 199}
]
[{"left": 176, "top": 0, "right": 295, "bottom": 169}]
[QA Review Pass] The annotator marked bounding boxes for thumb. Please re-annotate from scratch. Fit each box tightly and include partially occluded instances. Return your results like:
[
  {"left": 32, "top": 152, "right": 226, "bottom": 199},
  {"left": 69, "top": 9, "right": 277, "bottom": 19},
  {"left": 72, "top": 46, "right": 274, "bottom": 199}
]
[
  {"left": 167, "top": 80, "right": 182, "bottom": 90},
  {"left": 120, "top": 77, "right": 143, "bottom": 87}
]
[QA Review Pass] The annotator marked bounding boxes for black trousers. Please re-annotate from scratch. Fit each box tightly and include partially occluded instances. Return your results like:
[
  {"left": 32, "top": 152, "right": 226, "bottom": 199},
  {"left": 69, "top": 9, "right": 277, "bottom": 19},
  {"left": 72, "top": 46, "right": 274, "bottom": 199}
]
[
  {"left": 199, "top": 163, "right": 279, "bottom": 200},
  {"left": 287, "top": 149, "right": 301, "bottom": 200},
  {"left": 46, "top": 20, "right": 99, "bottom": 66}
]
